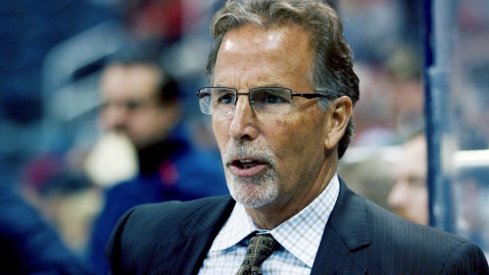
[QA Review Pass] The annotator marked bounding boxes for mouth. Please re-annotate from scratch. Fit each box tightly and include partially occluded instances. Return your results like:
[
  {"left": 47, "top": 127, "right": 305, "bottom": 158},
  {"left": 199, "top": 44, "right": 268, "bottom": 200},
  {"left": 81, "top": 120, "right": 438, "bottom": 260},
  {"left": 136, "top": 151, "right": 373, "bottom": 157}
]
[{"left": 227, "top": 158, "right": 269, "bottom": 177}]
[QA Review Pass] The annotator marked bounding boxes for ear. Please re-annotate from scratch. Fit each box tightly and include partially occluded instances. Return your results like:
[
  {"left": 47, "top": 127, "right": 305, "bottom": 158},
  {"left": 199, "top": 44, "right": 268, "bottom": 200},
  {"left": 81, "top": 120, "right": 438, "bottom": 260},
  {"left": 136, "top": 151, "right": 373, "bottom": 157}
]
[{"left": 323, "top": 96, "right": 353, "bottom": 150}]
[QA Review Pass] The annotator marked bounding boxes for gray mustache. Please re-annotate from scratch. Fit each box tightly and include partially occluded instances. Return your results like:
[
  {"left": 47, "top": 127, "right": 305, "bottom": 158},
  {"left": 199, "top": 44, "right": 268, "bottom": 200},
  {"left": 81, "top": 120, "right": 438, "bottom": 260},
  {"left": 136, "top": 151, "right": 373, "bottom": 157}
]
[{"left": 224, "top": 143, "right": 275, "bottom": 165}]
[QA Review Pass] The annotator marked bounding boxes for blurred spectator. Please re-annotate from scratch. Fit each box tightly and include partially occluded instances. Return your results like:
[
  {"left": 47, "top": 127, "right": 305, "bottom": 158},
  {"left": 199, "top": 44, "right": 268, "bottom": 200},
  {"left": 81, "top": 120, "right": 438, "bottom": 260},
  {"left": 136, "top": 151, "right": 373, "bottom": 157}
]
[
  {"left": 387, "top": 131, "right": 428, "bottom": 225},
  {"left": 339, "top": 5, "right": 425, "bottom": 214},
  {"left": 351, "top": 54, "right": 423, "bottom": 147},
  {"left": 339, "top": 147, "right": 396, "bottom": 210},
  {"left": 87, "top": 47, "right": 228, "bottom": 274},
  {"left": 338, "top": 0, "right": 424, "bottom": 147},
  {"left": 20, "top": 152, "right": 102, "bottom": 258},
  {"left": 117, "top": 0, "right": 184, "bottom": 42},
  {"left": 454, "top": 166, "right": 489, "bottom": 253},
  {"left": 0, "top": 183, "right": 93, "bottom": 274}
]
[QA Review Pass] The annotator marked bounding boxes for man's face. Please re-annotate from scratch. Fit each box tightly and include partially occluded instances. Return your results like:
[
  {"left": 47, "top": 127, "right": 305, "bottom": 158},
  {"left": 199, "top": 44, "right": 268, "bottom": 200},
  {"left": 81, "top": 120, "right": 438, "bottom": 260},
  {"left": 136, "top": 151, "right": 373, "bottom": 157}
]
[
  {"left": 99, "top": 64, "right": 177, "bottom": 149},
  {"left": 212, "top": 24, "right": 334, "bottom": 210},
  {"left": 388, "top": 135, "right": 428, "bottom": 225}
]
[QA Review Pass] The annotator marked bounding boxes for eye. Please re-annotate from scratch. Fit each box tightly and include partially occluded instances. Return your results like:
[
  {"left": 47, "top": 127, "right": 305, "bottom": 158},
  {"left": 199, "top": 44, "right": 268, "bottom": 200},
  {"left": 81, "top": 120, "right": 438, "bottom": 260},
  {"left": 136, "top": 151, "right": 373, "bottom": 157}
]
[
  {"left": 253, "top": 88, "right": 290, "bottom": 104},
  {"left": 125, "top": 100, "right": 144, "bottom": 111},
  {"left": 198, "top": 91, "right": 211, "bottom": 99},
  {"left": 214, "top": 89, "right": 236, "bottom": 105}
]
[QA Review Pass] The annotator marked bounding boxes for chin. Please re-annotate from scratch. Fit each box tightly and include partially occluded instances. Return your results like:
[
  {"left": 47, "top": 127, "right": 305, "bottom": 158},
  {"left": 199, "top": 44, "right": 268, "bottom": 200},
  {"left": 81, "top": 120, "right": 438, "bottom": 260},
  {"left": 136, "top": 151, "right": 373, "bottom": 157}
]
[
  {"left": 234, "top": 195, "right": 273, "bottom": 209},
  {"left": 228, "top": 178, "right": 278, "bottom": 209}
]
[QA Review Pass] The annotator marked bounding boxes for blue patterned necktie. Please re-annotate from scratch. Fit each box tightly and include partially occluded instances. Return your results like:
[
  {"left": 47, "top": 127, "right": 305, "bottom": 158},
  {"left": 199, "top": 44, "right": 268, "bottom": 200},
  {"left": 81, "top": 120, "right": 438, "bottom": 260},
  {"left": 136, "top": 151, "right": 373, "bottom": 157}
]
[{"left": 236, "top": 233, "right": 277, "bottom": 275}]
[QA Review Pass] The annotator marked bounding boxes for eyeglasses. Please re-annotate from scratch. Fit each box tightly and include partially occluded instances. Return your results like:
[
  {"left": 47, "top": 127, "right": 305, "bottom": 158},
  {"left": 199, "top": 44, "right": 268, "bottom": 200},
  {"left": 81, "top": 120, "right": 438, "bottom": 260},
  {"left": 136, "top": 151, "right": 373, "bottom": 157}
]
[{"left": 196, "top": 87, "right": 335, "bottom": 116}]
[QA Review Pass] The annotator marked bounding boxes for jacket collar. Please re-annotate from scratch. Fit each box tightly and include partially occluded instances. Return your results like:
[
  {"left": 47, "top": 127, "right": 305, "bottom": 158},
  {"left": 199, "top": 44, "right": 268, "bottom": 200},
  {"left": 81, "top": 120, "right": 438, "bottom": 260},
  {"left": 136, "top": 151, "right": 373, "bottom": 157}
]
[
  {"left": 150, "top": 179, "right": 371, "bottom": 274},
  {"left": 151, "top": 196, "right": 235, "bottom": 275},
  {"left": 311, "top": 178, "right": 370, "bottom": 274}
]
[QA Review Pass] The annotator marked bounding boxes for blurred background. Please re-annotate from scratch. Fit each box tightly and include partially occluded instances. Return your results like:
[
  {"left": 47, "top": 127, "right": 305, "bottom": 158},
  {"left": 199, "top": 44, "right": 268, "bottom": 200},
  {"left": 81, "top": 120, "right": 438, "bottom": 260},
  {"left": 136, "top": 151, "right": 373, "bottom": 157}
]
[{"left": 0, "top": 0, "right": 487, "bottom": 265}]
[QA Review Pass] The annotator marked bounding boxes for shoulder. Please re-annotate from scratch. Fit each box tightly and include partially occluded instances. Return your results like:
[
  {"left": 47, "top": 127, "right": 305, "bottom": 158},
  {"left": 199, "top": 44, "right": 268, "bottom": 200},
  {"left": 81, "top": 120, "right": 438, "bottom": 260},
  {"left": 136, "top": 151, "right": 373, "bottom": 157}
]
[
  {"left": 104, "top": 177, "right": 141, "bottom": 198},
  {"left": 337, "top": 180, "right": 468, "bottom": 250},
  {"left": 175, "top": 148, "right": 223, "bottom": 176},
  {"left": 108, "top": 195, "right": 234, "bottom": 242},
  {"left": 368, "top": 199, "right": 488, "bottom": 272},
  {"left": 106, "top": 196, "right": 235, "bottom": 272},
  {"left": 128, "top": 195, "right": 232, "bottom": 224},
  {"left": 350, "top": 190, "right": 466, "bottom": 250},
  {"left": 172, "top": 149, "right": 228, "bottom": 196},
  {"left": 100, "top": 178, "right": 156, "bottom": 213},
  {"left": 363, "top": 197, "right": 466, "bottom": 247},
  {"left": 352, "top": 191, "right": 488, "bottom": 273}
]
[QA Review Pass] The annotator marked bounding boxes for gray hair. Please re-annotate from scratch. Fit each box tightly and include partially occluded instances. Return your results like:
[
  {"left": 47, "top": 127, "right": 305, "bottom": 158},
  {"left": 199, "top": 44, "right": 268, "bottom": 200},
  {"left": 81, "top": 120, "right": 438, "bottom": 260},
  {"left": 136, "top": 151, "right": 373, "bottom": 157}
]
[{"left": 207, "top": 0, "right": 360, "bottom": 159}]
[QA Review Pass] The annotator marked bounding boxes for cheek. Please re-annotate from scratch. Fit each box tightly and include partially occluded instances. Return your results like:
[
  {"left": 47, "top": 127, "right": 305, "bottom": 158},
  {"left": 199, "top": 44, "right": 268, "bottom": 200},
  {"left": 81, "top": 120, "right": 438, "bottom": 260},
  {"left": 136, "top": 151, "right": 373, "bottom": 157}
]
[
  {"left": 130, "top": 114, "right": 153, "bottom": 134},
  {"left": 266, "top": 117, "right": 305, "bottom": 159},
  {"left": 271, "top": 115, "right": 326, "bottom": 164},
  {"left": 134, "top": 111, "right": 166, "bottom": 134},
  {"left": 156, "top": 109, "right": 174, "bottom": 128},
  {"left": 140, "top": 111, "right": 161, "bottom": 127},
  {"left": 212, "top": 117, "right": 230, "bottom": 148},
  {"left": 279, "top": 115, "right": 317, "bottom": 144}
]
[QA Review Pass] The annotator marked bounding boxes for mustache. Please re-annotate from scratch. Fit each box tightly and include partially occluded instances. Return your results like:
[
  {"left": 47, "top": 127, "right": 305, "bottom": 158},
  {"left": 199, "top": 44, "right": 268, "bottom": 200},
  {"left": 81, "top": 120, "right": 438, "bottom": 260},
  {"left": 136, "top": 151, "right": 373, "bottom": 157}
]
[{"left": 224, "top": 142, "right": 275, "bottom": 165}]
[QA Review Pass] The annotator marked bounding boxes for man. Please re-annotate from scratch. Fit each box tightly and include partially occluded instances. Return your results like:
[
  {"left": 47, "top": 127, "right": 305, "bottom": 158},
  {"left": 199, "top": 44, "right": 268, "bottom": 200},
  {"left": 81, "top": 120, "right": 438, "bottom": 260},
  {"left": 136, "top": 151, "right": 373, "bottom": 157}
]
[
  {"left": 20, "top": 154, "right": 101, "bottom": 255},
  {"left": 88, "top": 50, "right": 228, "bottom": 274},
  {"left": 0, "top": 184, "right": 93, "bottom": 274},
  {"left": 388, "top": 132, "right": 429, "bottom": 225},
  {"left": 107, "top": 1, "right": 489, "bottom": 274}
]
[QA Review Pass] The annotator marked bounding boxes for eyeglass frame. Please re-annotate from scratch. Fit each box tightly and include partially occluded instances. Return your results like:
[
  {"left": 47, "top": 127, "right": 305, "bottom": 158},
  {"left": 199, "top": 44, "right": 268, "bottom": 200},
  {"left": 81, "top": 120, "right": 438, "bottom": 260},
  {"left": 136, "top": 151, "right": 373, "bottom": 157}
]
[{"left": 196, "top": 86, "right": 337, "bottom": 115}]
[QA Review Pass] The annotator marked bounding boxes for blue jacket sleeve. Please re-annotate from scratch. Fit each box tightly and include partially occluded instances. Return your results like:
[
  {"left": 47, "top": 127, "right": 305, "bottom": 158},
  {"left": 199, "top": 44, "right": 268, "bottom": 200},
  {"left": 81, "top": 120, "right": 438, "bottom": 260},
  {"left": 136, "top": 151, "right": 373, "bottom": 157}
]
[{"left": 0, "top": 184, "right": 93, "bottom": 274}]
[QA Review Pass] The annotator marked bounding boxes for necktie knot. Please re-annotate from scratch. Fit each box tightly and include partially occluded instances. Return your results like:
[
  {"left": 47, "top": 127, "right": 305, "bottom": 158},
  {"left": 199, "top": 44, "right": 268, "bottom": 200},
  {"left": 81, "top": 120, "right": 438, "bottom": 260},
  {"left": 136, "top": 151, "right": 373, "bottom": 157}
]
[{"left": 237, "top": 233, "right": 277, "bottom": 275}]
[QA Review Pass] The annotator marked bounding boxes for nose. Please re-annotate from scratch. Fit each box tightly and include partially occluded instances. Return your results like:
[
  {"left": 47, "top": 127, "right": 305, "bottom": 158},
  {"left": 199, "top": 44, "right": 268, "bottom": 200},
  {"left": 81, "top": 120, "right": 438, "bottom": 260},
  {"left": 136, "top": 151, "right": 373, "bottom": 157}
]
[
  {"left": 229, "top": 95, "right": 259, "bottom": 141},
  {"left": 100, "top": 103, "right": 128, "bottom": 132},
  {"left": 387, "top": 181, "right": 408, "bottom": 209}
]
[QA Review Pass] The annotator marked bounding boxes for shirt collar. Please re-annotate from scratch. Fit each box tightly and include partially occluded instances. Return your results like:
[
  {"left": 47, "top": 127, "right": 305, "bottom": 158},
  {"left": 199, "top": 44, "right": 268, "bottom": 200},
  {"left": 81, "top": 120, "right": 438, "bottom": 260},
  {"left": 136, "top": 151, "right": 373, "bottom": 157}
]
[
  {"left": 271, "top": 174, "right": 339, "bottom": 267},
  {"left": 208, "top": 174, "right": 340, "bottom": 267},
  {"left": 208, "top": 201, "right": 256, "bottom": 251}
]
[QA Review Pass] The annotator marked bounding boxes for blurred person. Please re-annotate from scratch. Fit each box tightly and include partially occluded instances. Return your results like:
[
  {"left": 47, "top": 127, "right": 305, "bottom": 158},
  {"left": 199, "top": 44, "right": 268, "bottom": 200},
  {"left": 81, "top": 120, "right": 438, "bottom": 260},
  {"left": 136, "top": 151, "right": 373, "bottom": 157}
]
[
  {"left": 0, "top": 183, "right": 93, "bottom": 274},
  {"left": 339, "top": 150, "right": 396, "bottom": 210},
  {"left": 20, "top": 153, "right": 101, "bottom": 258},
  {"left": 106, "top": 1, "right": 488, "bottom": 274},
  {"left": 387, "top": 131, "right": 428, "bottom": 225},
  {"left": 455, "top": 166, "right": 489, "bottom": 253},
  {"left": 88, "top": 47, "right": 228, "bottom": 274}
]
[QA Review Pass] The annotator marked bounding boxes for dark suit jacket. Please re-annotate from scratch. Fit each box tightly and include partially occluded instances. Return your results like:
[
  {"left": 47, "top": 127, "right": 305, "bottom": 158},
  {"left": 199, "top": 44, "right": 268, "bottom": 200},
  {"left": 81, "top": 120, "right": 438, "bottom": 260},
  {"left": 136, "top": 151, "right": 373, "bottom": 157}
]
[{"left": 107, "top": 180, "right": 489, "bottom": 275}]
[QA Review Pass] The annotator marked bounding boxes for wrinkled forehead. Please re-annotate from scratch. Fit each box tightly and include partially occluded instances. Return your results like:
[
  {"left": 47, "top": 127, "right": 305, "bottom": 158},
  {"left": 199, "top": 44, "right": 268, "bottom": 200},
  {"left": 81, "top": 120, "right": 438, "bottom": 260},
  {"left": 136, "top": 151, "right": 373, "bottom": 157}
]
[{"left": 213, "top": 24, "right": 314, "bottom": 88}]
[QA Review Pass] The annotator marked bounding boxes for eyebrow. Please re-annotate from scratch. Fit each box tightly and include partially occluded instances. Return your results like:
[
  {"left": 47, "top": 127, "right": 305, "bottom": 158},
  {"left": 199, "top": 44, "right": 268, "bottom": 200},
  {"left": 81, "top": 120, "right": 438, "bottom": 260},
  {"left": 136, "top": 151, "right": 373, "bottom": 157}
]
[{"left": 211, "top": 83, "right": 287, "bottom": 89}]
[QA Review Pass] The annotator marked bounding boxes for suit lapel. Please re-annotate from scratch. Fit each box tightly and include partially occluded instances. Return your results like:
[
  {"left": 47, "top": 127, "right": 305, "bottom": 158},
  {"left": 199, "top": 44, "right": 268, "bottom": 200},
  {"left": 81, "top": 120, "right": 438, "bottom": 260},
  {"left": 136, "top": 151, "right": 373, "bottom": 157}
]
[
  {"left": 148, "top": 181, "right": 371, "bottom": 274},
  {"left": 150, "top": 196, "right": 236, "bottom": 275},
  {"left": 311, "top": 179, "right": 370, "bottom": 275}
]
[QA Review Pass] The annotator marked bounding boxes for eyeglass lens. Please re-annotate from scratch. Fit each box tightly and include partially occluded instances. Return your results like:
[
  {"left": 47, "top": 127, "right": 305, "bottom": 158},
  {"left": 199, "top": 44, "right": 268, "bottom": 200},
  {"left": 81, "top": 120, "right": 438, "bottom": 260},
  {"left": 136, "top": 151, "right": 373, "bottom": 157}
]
[{"left": 200, "top": 87, "right": 293, "bottom": 115}]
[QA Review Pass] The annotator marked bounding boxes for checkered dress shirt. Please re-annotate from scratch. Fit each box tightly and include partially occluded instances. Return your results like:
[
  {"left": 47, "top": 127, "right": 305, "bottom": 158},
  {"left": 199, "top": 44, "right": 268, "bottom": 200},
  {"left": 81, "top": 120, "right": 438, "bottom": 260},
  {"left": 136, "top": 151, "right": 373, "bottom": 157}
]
[{"left": 198, "top": 174, "right": 340, "bottom": 274}]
